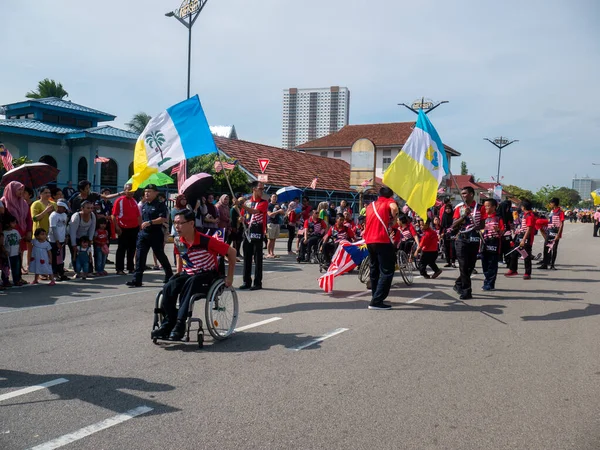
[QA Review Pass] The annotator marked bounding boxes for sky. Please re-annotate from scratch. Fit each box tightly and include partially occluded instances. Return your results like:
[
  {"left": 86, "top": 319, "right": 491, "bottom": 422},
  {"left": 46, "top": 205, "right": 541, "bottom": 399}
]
[{"left": 1, "top": 0, "right": 599, "bottom": 192}]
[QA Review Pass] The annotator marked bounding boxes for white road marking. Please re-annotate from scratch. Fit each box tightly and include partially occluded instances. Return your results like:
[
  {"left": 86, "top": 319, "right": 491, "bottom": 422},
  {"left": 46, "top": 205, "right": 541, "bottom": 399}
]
[
  {"left": 291, "top": 328, "right": 349, "bottom": 351},
  {"left": 0, "top": 378, "right": 69, "bottom": 402},
  {"left": 406, "top": 293, "right": 433, "bottom": 304},
  {"left": 348, "top": 290, "right": 370, "bottom": 299},
  {"left": 234, "top": 317, "right": 282, "bottom": 332},
  {"left": 28, "top": 405, "right": 153, "bottom": 450},
  {"left": 0, "top": 290, "right": 156, "bottom": 315}
]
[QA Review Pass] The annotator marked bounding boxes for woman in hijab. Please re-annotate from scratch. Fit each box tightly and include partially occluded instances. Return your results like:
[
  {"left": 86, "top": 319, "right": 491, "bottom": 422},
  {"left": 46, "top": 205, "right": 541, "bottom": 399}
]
[
  {"left": 216, "top": 194, "right": 231, "bottom": 231},
  {"left": 1, "top": 181, "right": 33, "bottom": 273},
  {"left": 440, "top": 203, "right": 456, "bottom": 268}
]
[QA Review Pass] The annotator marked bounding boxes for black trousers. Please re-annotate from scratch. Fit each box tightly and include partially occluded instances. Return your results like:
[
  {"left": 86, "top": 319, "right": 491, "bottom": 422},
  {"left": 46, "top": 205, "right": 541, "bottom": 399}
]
[
  {"left": 454, "top": 239, "right": 479, "bottom": 295},
  {"left": 287, "top": 225, "right": 296, "bottom": 252},
  {"left": 481, "top": 251, "right": 499, "bottom": 289},
  {"left": 501, "top": 235, "right": 513, "bottom": 264},
  {"left": 161, "top": 271, "right": 216, "bottom": 324},
  {"left": 322, "top": 241, "right": 337, "bottom": 264},
  {"left": 50, "top": 242, "right": 65, "bottom": 277},
  {"left": 367, "top": 243, "right": 396, "bottom": 306},
  {"left": 243, "top": 238, "right": 263, "bottom": 286},
  {"left": 116, "top": 227, "right": 139, "bottom": 272},
  {"left": 443, "top": 237, "right": 456, "bottom": 264},
  {"left": 133, "top": 231, "right": 173, "bottom": 284},
  {"left": 593, "top": 222, "right": 599, "bottom": 237},
  {"left": 419, "top": 251, "right": 439, "bottom": 276},
  {"left": 542, "top": 238, "right": 559, "bottom": 267},
  {"left": 509, "top": 243, "right": 532, "bottom": 275},
  {"left": 299, "top": 235, "right": 320, "bottom": 261},
  {"left": 9, "top": 255, "right": 22, "bottom": 284}
]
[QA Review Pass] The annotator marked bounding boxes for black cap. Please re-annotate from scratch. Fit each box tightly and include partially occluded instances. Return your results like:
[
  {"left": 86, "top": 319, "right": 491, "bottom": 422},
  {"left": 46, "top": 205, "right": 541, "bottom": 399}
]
[{"left": 145, "top": 184, "right": 159, "bottom": 191}]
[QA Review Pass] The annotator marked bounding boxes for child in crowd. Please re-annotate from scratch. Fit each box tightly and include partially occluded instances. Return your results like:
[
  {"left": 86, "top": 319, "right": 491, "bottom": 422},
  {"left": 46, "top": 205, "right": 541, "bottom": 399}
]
[
  {"left": 75, "top": 236, "right": 93, "bottom": 279},
  {"left": 414, "top": 218, "right": 442, "bottom": 279},
  {"left": 481, "top": 199, "right": 504, "bottom": 291},
  {"left": 49, "top": 200, "right": 70, "bottom": 281},
  {"left": 94, "top": 218, "right": 109, "bottom": 276},
  {"left": 29, "top": 228, "right": 55, "bottom": 285},
  {"left": 3, "top": 214, "right": 26, "bottom": 286},
  {"left": 0, "top": 233, "right": 10, "bottom": 289}
]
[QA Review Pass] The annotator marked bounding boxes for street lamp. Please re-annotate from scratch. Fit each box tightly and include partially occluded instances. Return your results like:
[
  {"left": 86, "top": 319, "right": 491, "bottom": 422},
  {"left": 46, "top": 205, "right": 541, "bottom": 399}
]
[
  {"left": 398, "top": 97, "right": 449, "bottom": 115},
  {"left": 483, "top": 136, "right": 518, "bottom": 185},
  {"left": 165, "top": 0, "right": 209, "bottom": 99}
]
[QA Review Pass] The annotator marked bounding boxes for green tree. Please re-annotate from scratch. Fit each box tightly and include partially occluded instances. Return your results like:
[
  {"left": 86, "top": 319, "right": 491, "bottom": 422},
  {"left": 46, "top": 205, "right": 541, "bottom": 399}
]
[
  {"left": 460, "top": 161, "right": 468, "bottom": 175},
  {"left": 535, "top": 185, "right": 581, "bottom": 209},
  {"left": 126, "top": 112, "right": 152, "bottom": 135},
  {"left": 26, "top": 78, "right": 69, "bottom": 99},
  {"left": 0, "top": 155, "right": 33, "bottom": 172},
  {"left": 504, "top": 184, "right": 535, "bottom": 201},
  {"left": 187, "top": 153, "right": 249, "bottom": 194}
]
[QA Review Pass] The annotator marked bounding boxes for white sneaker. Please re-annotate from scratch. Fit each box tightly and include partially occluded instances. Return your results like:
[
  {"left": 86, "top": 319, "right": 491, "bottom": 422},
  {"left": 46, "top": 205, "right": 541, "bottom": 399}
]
[{"left": 368, "top": 304, "right": 392, "bottom": 310}]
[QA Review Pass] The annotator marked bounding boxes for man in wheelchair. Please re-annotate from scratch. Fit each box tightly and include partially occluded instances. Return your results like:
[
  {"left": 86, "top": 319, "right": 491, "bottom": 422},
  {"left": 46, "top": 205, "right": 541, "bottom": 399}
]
[
  {"left": 393, "top": 215, "right": 420, "bottom": 256},
  {"left": 297, "top": 209, "right": 328, "bottom": 263},
  {"left": 321, "top": 213, "right": 356, "bottom": 264},
  {"left": 151, "top": 210, "right": 237, "bottom": 341}
]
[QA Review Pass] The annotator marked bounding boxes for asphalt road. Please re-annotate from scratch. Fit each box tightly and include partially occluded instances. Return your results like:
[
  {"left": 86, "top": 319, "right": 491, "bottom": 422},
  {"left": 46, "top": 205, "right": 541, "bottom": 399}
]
[{"left": 0, "top": 223, "right": 598, "bottom": 450}]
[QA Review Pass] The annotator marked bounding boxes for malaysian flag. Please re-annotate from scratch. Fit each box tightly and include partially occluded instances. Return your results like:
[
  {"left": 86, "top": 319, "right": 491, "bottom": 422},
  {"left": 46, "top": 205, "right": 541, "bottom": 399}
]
[
  {"left": 0, "top": 144, "right": 14, "bottom": 171},
  {"left": 318, "top": 240, "right": 368, "bottom": 293},
  {"left": 309, "top": 176, "right": 318, "bottom": 190},
  {"left": 214, "top": 159, "right": 237, "bottom": 173},
  {"left": 94, "top": 156, "right": 110, "bottom": 163},
  {"left": 177, "top": 159, "right": 187, "bottom": 193},
  {"left": 361, "top": 178, "right": 373, "bottom": 188}
]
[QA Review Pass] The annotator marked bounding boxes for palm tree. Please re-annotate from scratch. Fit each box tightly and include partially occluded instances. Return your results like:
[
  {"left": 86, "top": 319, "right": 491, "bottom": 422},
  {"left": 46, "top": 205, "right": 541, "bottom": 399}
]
[
  {"left": 126, "top": 112, "right": 152, "bottom": 134},
  {"left": 26, "top": 79, "right": 69, "bottom": 99},
  {"left": 145, "top": 131, "right": 166, "bottom": 160}
]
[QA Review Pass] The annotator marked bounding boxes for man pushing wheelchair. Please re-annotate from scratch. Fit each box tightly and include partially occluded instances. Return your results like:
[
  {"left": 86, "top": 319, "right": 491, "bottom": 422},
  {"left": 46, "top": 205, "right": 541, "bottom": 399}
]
[{"left": 151, "top": 210, "right": 237, "bottom": 341}]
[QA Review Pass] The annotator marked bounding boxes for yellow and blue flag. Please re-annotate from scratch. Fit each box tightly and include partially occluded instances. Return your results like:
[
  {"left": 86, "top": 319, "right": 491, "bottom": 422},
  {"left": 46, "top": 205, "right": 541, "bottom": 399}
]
[
  {"left": 131, "top": 95, "right": 217, "bottom": 190},
  {"left": 591, "top": 189, "right": 600, "bottom": 206},
  {"left": 382, "top": 110, "right": 448, "bottom": 219}
]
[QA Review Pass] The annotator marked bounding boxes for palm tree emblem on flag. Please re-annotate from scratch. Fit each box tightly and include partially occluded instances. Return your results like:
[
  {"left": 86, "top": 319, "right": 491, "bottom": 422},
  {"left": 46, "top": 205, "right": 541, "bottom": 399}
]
[
  {"left": 425, "top": 145, "right": 439, "bottom": 170},
  {"left": 145, "top": 130, "right": 171, "bottom": 166}
]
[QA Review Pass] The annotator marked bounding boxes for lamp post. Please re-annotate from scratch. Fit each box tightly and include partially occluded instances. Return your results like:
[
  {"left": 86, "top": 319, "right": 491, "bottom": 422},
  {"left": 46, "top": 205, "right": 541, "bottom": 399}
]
[
  {"left": 165, "top": 0, "right": 209, "bottom": 99},
  {"left": 483, "top": 137, "right": 518, "bottom": 185},
  {"left": 398, "top": 97, "right": 449, "bottom": 115}
]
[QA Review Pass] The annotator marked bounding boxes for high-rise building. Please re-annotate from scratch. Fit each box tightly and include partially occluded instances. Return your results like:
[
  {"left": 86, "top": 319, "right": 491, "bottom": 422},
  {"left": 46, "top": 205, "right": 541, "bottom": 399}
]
[
  {"left": 282, "top": 86, "right": 350, "bottom": 150},
  {"left": 572, "top": 176, "right": 600, "bottom": 201}
]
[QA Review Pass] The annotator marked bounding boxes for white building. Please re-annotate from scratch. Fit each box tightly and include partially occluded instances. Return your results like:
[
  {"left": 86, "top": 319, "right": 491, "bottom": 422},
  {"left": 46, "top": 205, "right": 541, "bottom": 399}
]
[
  {"left": 282, "top": 86, "right": 350, "bottom": 150},
  {"left": 572, "top": 177, "right": 600, "bottom": 201}
]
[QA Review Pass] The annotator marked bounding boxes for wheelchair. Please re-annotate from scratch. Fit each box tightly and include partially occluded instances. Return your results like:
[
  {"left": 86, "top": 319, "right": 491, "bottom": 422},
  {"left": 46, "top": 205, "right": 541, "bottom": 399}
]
[
  {"left": 152, "top": 276, "right": 239, "bottom": 349},
  {"left": 315, "top": 238, "right": 335, "bottom": 273}
]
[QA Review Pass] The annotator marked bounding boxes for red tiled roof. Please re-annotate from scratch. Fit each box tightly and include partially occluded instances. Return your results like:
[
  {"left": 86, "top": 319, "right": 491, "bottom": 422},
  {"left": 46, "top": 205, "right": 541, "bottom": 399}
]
[
  {"left": 214, "top": 136, "right": 355, "bottom": 192},
  {"left": 447, "top": 175, "right": 510, "bottom": 196},
  {"left": 296, "top": 122, "right": 460, "bottom": 156}
]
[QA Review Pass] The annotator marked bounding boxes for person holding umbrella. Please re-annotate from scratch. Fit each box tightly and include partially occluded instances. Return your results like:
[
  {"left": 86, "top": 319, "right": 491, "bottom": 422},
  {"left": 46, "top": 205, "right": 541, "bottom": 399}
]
[
  {"left": 126, "top": 184, "right": 173, "bottom": 287},
  {"left": 1, "top": 181, "right": 33, "bottom": 274}
]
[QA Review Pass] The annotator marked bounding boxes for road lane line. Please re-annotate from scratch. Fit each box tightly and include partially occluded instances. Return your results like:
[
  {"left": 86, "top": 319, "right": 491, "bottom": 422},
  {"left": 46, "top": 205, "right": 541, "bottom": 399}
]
[
  {"left": 0, "top": 290, "right": 156, "bottom": 315},
  {"left": 348, "top": 291, "right": 370, "bottom": 299},
  {"left": 291, "top": 328, "right": 349, "bottom": 351},
  {"left": 406, "top": 293, "right": 432, "bottom": 304},
  {"left": 234, "top": 317, "right": 282, "bottom": 332},
  {"left": 28, "top": 405, "right": 153, "bottom": 450},
  {"left": 0, "top": 378, "right": 69, "bottom": 402}
]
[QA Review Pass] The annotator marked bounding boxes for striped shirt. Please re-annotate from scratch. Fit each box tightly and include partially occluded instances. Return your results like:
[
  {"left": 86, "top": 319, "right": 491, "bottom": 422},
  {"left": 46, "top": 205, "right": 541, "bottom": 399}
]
[
  {"left": 174, "top": 231, "right": 230, "bottom": 275},
  {"left": 482, "top": 214, "right": 504, "bottom": 240},
  {"left": 304, "top": 218, "right": 327, "bottom": 236}
]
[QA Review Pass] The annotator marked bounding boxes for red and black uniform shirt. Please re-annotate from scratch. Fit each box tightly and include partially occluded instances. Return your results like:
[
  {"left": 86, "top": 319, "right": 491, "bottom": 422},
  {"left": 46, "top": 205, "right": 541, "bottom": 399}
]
[
  {"left": 325, "top": 223, "right": 355, "bottom": 243},
  {"left": 304, "top": 217, "right": 327, "bottom": 237},
  {"left": 518, "top": 211, "right": 536, "bottom": 245},
  {"left": 174, "top": 231, "right": 230, "bottom": 276},
  {"left": 482, "top": 214, "right": 505, "bottom": 253},
  {"left": 419, "top": 228, "right": 439, "bottom": 252},
  {"left": 548, "top": 207, "right": 565, "bottom": 239},
  {"left": 244, "top": 197, "right": 268, "bottom": 240},
  {"left": 453, "top": 201, "right": 485, "bottom": 242}
]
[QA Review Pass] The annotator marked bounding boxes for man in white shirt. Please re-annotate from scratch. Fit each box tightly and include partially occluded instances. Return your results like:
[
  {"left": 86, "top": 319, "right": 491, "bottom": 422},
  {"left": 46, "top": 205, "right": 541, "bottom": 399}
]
[{"left": 49, "top": 200, "right": 70, "bottom": 281}]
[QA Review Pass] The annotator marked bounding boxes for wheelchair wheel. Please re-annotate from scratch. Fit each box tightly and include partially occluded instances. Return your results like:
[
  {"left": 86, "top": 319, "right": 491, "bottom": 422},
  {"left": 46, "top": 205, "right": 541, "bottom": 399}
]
[
  {"left": 205, "top": 279, "right": 239, "bottom": 341},
  {"left": 358, "top": 255, "right": 370, "bottom": 284},
  {"left": 152, "top": 292, "right": 165, "bottom": 345},
  {"left": 397, "top": 250, "right": 414, "bottom": 286}
]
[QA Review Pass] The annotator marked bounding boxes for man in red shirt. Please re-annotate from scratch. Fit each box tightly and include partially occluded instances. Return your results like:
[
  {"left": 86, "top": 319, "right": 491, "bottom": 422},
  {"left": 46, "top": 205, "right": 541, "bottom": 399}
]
[
  {"left": 506, "top": 199, "right": 535, "bottom": 279},
  {"left": 413, "top": 218, "right": 442, "bottom": 279},
  {"left": 112, "top": 183, "right": 141, "bottom": 275},
  {"left": 363, "top": 186, "right": 399, "bottom": 310},
  {"left": 298, "top": 209, "right": 328, "bottom": 262},
  {"left": 240, "top": 181, "right": 268, "bottom": 290},
  {"left": 321, "top": 213, "right": 354, "bottom": 264},
  {"left": 151, "top": 210, "right": 237, "bottom": 341},
  {"left": 481, "top": 198, "right": 505, "bottom": 290},
  {"left": 540, "top": 197, "right": 565, "bottom": 270}
]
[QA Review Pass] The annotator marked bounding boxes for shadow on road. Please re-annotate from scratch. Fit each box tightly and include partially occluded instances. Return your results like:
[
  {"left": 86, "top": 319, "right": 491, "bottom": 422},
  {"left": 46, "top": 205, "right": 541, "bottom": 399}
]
[
  {"left": 0, "top": 369, "right": 179, "bottom": 416},
  {"left": 521, "top": 303, "right": 600, "bottom": 321}
]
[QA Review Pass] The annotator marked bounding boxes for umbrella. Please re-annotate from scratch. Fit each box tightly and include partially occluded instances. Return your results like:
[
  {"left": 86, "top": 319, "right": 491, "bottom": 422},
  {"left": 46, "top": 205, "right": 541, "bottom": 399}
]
[
  {"left": 275, "top": 186, "right": 302, "bottom": 203},
  {"left": 127, "top": 172, "right": 174, "bottom": 188},
  {"left": 180, "top": 173, "right": 214, "bottom": 206},
  {"left": 1, "top": 163, "right": 59, "bottom": 188}
]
